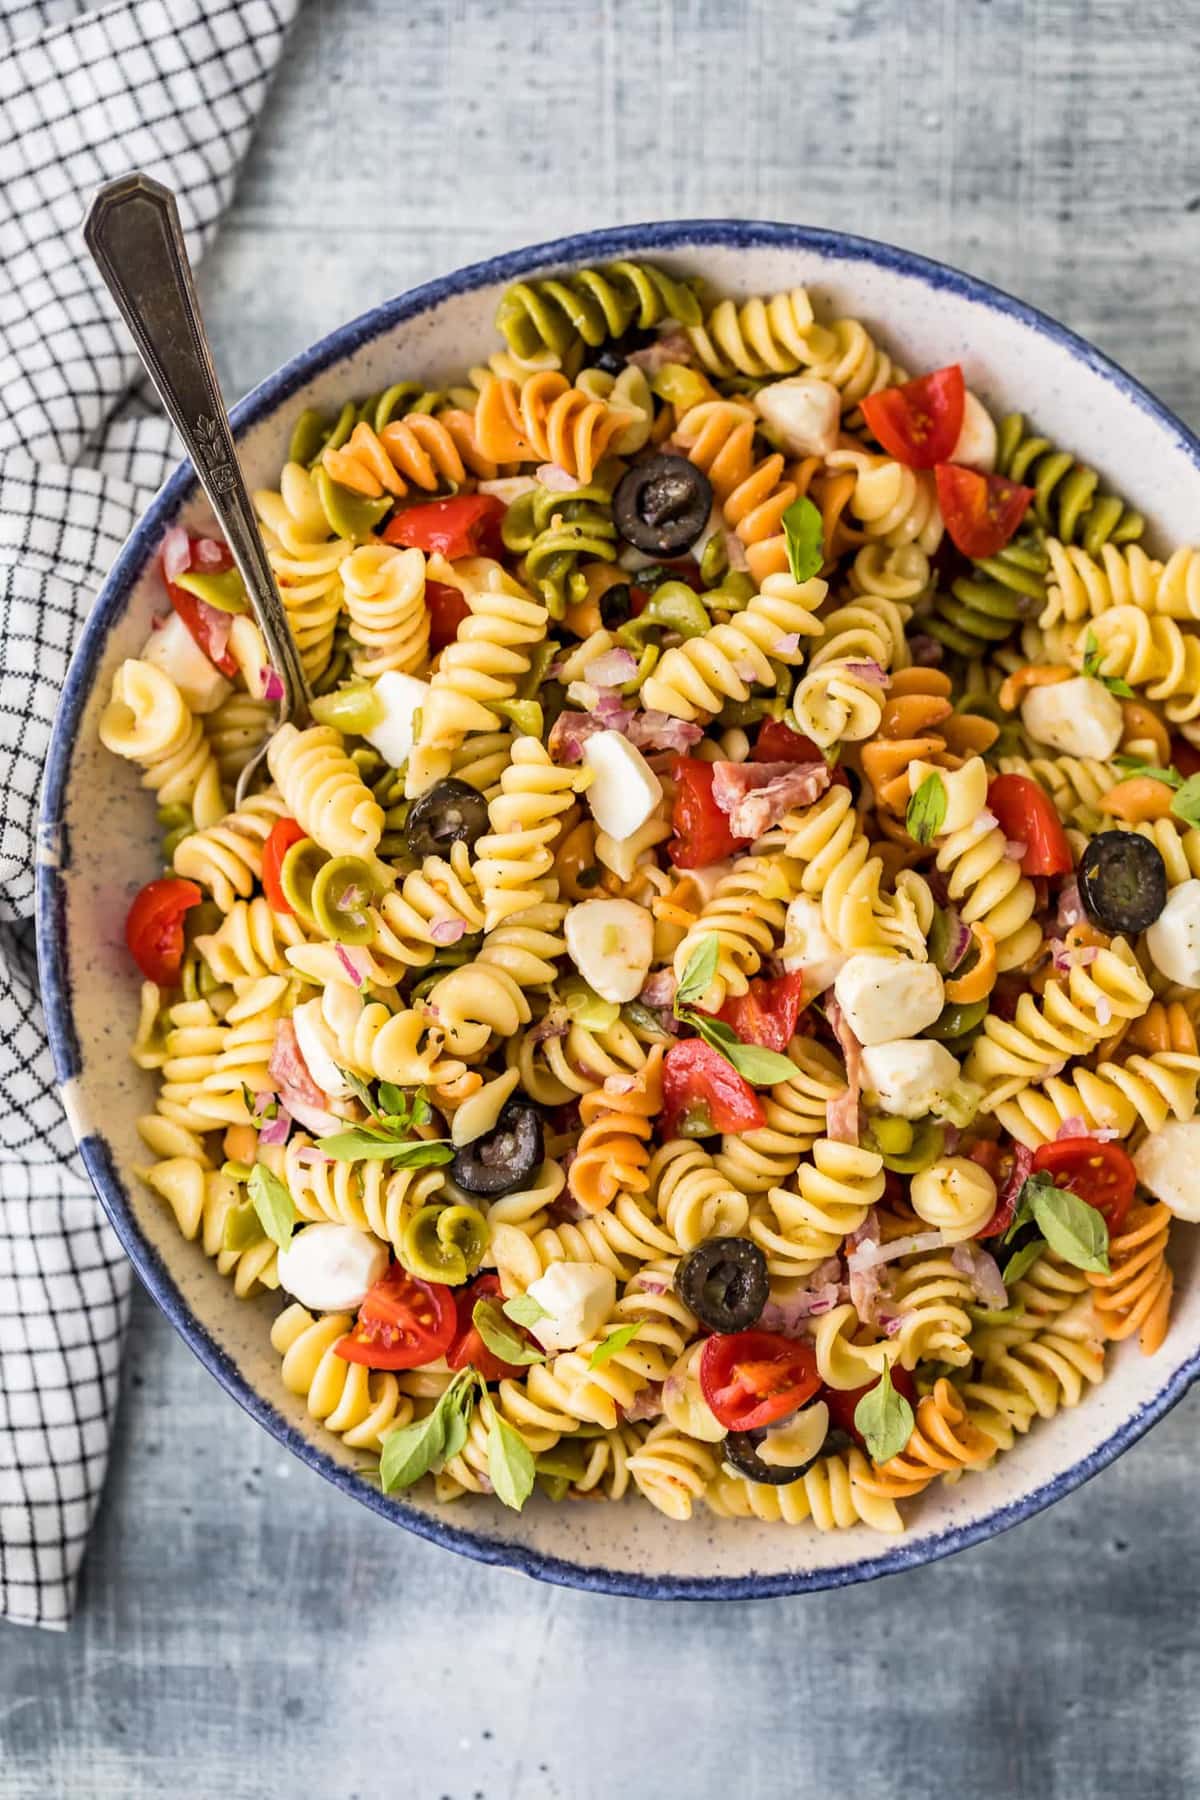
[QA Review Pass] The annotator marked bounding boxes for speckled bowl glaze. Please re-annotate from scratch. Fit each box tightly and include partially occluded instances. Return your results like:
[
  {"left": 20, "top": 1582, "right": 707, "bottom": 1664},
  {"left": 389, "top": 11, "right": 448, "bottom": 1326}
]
[{"left": 37, "top": 222, "right": 1200, "bottom": 1598}]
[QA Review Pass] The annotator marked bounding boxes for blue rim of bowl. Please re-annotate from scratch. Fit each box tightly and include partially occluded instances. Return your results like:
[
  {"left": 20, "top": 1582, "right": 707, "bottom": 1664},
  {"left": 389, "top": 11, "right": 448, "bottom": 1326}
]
[{"left": 37, "top": 217, "right": 1200, "bottom": 1599}]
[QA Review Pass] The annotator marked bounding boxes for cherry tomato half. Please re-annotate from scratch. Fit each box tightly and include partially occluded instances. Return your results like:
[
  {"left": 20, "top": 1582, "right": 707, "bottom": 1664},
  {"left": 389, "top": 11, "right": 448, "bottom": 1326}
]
[
  {"left": 712, "top": 971, "right": 807, "bottom": 1054},
  {"left": 668, "top": 756, "right": 753, "bottom": 869},
  {"left": 125, "top": 877, "right": 203, "bottom": 985},
  {"left": 860, "top": 365, "right": 965, "bottom": 469},
  {"left": 446, "top": 1274, "right": 534, "bottom": 1381},
  {"left": 986, "top": 773, "right": 1074, "bottom": 877},
  {"left": 699, "top": 1330, "right": 821, "bottom": 1432},
  {"left": 934, "top": 464, "right": 1034, "bottom": 561},
  {"left": 1032, "top": 1138, "right": 1135, "bottom": 1234},
  {"left": 823, "top": 1365, "right": 918, "bottom": 1450},
  {"left": 336, "top": 1266, "right": 457, "bottom": 1370},
  {"left": 383, "top": 493, "right": 506, "bottom": 560},
  {"left": 1171, "top": 737, "right": 1200, "bottom": 780},
  {"left": 162, "top": 535, "right": 239, "bottom": 676},
  {"left": 261, "top": 817, "right": 308, "bottom": 914},
  {"left": 662, "top": 1039, "right": 766, "bottom": 1138},
  {"left": 424, "top": 578, "right": 471, "bottom": 652}
]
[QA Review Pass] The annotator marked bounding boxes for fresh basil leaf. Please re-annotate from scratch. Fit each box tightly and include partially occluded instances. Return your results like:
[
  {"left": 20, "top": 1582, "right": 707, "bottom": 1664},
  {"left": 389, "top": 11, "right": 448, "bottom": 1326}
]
[
  {"left": 471, "top": 1299, "right": 545, "bottom": 1367},
  {"left": 781, "top": 495, "right": 824, "bottom": 584},
  {"left": 503, "top": 1293, "right": 550, "bottom": 1328},
  {"left": 1082, "top": 629, "right": 1135, "bottom": 698},
  {"left": 906, "top": 771, "right": 948, "bottom": 846},
  {"left": 588, "top": 1323, "right": 641, "bottom": 1370},
  {"left": 408, "top": 1089, "right": 433, "bottom": 1130},
  {"left": 379, "top": 1408, "right": 447, "bottom": 1493},
  {"left": 375, "top": 1080, "right": 407, "bottom": 1118},
  {"left": 720, "top": 1039, "right": 802, "bottom": 1086},
  {"left": 339, "top": 1067, "right": 379, "bottom": 1117},
  {"left": 439, "top": 1403, "right": 470, "bottom": 1465},
  {"left": 675, "top": 935, "right": 721, "bottom": 1011},
  {"left": 853, "top": 1364, "right": 915, "bottom": 1464},
  {"left": 248, "top": 1164, "right": 295, "bottom": 1249},
  {"left": 481, "top": 1397, "right": 536, "bottom": 1511},
  {"left": 1027, "top": 1181, "right": 1110, "bottom": 1274},
  {"left": 1112, "top": 755, "right": 1182, "bottom": 789},
  {"left": 1170, "top": 773, "right": 1200, "bottom": 831},
  {"left": 317, "top": 1130, "right": 453, "bottom": 1166},
  {"left": 1000, "top": 1239, "right": 1044, "bottom": 1285}
]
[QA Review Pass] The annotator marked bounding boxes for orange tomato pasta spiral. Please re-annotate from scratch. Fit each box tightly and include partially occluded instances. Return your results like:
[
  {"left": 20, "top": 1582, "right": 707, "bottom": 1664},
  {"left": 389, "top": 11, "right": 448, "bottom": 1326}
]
[
  {"left": 473, "top": 371, "right": 632, "bottom": 483},
  {"left": 568, "top": 1047, "right": 665, "bottom": 1215}
]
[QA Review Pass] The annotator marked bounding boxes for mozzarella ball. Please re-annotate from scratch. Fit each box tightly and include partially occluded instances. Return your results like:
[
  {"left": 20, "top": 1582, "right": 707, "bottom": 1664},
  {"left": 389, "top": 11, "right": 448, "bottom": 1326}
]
[
  {"left": 752, "top": 376, "right": 841, "bottom": 458},
  {"left": 1146, "top": 879, "right": 1200, "bottom": 989},
  {"left": 908, "top": 754, "right": 988, "bottom": 837},
  {"left": 526, "top": 1263, "right": 617, "bottom": 1353},
  {"left": 833, "top": 953, "right": 945, "bottom": 1047},
  {"left": 292, "top": 997, "right": 357, "bottom": 1099},
  {"left": 1021, "top": 676, "right": 1123, "bottom": 761},
  {"left": 949, "top": 390, "right": 998, "bottom": 472},
  {"left": 860, "top": 1039, "right": 962, "bottom": 1119},
  {"left": 277, "top": 1224, "right": 389, "bottom": 1314},
  {"left": 781, "top": 894, "right": 847, "bottom": 996},
  {"left": 141, "top": 612, "right": 232, "bottom": 714},
  {"left": 364, "top": 670, "right": 430, "bottom": 769},
  {"left": 1134, "top": 1120, "right": 1200, "bottom": 1221},
  {"left": 582, "top": 731, "right": 663, "bottom": 842}
]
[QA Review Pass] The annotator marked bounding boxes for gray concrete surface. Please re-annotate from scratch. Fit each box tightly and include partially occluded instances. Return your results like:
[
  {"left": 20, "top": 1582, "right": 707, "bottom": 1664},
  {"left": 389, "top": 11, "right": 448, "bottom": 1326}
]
[{"left": 4, "top": 0, "right": 1200, "bottom": 1795}]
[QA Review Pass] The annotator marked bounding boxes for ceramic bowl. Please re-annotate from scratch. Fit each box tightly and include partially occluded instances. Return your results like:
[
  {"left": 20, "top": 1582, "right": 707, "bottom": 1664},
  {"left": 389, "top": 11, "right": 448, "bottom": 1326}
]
[{"left": 37, "top": 221, "right": 1200, "bottom": 1598}]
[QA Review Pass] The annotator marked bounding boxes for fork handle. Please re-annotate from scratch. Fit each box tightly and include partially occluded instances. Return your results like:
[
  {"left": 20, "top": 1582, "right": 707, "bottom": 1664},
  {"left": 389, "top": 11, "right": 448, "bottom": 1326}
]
[{"left": 83, "top": 172, "right": 311, "bottom": 725}]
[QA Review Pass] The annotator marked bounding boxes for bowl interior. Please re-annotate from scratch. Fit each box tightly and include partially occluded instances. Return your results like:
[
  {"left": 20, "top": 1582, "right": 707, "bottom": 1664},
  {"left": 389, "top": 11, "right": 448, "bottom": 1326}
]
[{"left": 39, "top": 222, "right": 1200, "bottom": 1596}]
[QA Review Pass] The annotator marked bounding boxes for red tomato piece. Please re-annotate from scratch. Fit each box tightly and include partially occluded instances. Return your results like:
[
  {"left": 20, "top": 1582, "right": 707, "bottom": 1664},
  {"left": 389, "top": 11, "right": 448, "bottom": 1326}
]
[
  {"left": 336, "top": 1267, "right": 457, "bottom": 1370},
  {"left": 751, "top": 719, "right": 825, "bottom": 763},
  {"left": 986, "top": 773, "right": 1074, "bottom": 877},
  {"left": 261, "top": 817, "right": 308, "bottom": 914},
  {"left": 446, "top": 1274, "right": 532, "bottom": 1380},
  {"left": 125, "top": 877, "right": 203, "bottom": 985},
  {"left": 424, "top": 578, "right": 471, "bottom": 652},
  {"left": 860, "top": 365, "right": 965, "bottom": 469},
  {"left": 383, "top": 493, "right": 506, "bottom": 560},
  {"left": 713, "top": 972, "right": 807, "bottom": 1054},
  {"left": 661, "top": 1039, "right": 766, "bottom": 1138},
  {"left": 934, "top": 464, "right": 1034, "bottom": 561},
  {"left": 699, "top": 1330, "right": 821, "bottom": 1432},
  {"left": 161, "top": 535, "right": 239, "bottom": 676},
  {"left": 668, "top": 756, "right": 753, "bottom": 869},
  {"left": 1032, "top": 1138, "right": 1135, "bottom": 1234},
  {"left": 823, "top": 1365, "right": 918, "bottom": 1449}
]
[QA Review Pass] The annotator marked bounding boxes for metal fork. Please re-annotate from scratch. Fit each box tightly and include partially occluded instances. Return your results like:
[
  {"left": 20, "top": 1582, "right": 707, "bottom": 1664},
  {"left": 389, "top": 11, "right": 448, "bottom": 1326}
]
[{"left": 83, "top": 172, "right": 311, "bottom": 806}]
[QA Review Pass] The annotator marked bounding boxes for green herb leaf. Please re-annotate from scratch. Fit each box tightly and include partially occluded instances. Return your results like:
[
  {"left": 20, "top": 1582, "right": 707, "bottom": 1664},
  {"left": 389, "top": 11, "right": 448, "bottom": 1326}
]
[
  {"left": 680, "top": 1008, "right": 797, "bottom": 1087},
  {"left": 906, "top": 771, "right": 948, "bottom": 846},
  {"left": 379, "top": 1371, "right": 477, "bottom": 1493},
  {"left": 503, "top": 1293, "right": 550, "bottom": 1328},
  {"left": 853, "top": 1363, "right": 915, "bottom": 1464},
  {"left": 317, "top": 1129, "right": 454, "bottom": 1166},
  {"left": 1112, "top": 755, "right": 1182, "bottom": 789},
  {"left": 1082, "top": 629, "right": 1135, "bottom": 698},
  {"left": 1170, "top": 773, "right": 1200, "bottom": 830},
  {"left": 781, "top": 495, "right": 824, "bottom": 584},
  {"left": 248, "top": 1164, "right": 295, "bottom": 1249},
  {"left": 1026, "top": 1178, "right": 1110, "bottom": 1274},
  {"left": 674, "top": 935, "right": 721, "bottom": 1011},
  {"left": 588, "top": 1323, "right": 641, "bottom": 1370},
  {"left": 1000, "top": 1239, "right": 1044, "bottom": 1285},
  {"left": 481, "top": 1396, "right": 536, "bottom": 1511},
  {"left": 408, "top": 1089, "right": 433, "bottom": 1130},
  {"left": 471, "top": 1299, "right": 545, "bottom": 1367},
  {"left": 338, "top": 1067, "right": 379, "bottom": 1116}
]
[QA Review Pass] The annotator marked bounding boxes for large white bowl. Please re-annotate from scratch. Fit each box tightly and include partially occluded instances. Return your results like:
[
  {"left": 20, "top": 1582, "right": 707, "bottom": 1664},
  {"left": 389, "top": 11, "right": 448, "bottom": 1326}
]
[{"left": 37, "top": 221, "right": 1200, "bottom": 1598}]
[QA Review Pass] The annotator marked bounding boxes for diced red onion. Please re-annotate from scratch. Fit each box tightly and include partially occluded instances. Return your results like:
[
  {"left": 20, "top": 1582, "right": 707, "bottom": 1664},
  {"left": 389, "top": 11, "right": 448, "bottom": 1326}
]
[
  {"left": 773, "top": 633, "right": 803, "bottom": 657},
  {"left": 279, "top": 1090, "right": 343, "bottom": 1138},
  {"left": 257, "top": 1103, "right": 293, "bottom": 1148},
  {"left": 628, "top": 711, "right": 704, "bottom": 754},
  {"left": 639, "top": 969, "right": 677, "bottom": 1007},
  {"left": 826, "top": 997, "right": 864, "bottom": 1120},
  {"left": 335, "top": 945, "right": 370, "bottom": 986},
  {"left": 161, "top": 525, "right": 191, "bottom": 582},
  {"left": 547, "top": 710, "right": 604, "bottom": 763},
  {"left": 722, "top": 527, "right": 750, "bottom": 573},
  {"left": 193, "top": 537, "right": 227, "bottom": 568},
  {"left": 260, "top": 666, "right": 285, "bottom": 703},
  {"left": 826, "top": 1087, "right": 860, "bottom": 1146},
  {"left": 530, "top": 1011, "right": 571, "bottom": 1046},
  {"left": 594, "top": 691, "right": 635, "bottom": 728},
  {"left": 986, "top": 1143, "right": 1034, "bottom": 1237},
  {"left": 1095, "top": 997, "right": 1113, "bottom": 1026},
  {"left": 250, "top": 1089, "right": 274, "bottom": 1122},
  {"left": 843, "top": 660, "right": 890, "bottom": 687},
  {"left": 623, "top": 1384, "right": 665, "bottom": 1422},
  {"left": 587, "top": 647, "right": 639, "bottom": 688},
  {"left": 1005, "top": 839, "right": 1028, "bottom": 863},
  {"left": 1055, "top": 1116, "right": 1089, "bottom": 1141},
  {"left": 909, "top": 632, "right": 943, "bottom": 666},
  {"left": 430, "top": 917, "right": 466, "bottom": 946},
  {"left": 848, "top": 1230, "right": 946, "bottom": 1270},
  {"left": 943, "top": 1123, "right": 961, "bottom": 1155},
  {"left": 626, "top": 331, "right": 694, "bottom": 374},
  {"left": 977, "top": 808, "right": 998, "bottom": 832},
  {"left": 1057, "top": 879, "right": 1085, "bottom": 930},
  {"left": 878, "top": 1312, "right": 907, "bottom": 1337},
  {"left": 951, "top": 1241, "right": 1008, "bottom": 1309},
  {"left": 733, "top": 660, "right": 759, "bottom": 684},
  {"left": 291, "top": 1145, "right": 332, "bottom": 1167},
  {"left": 939, "top": 907, "right": 972, "bottom": 973},
  {"left": 536, "top": 462, "right": 577, "bottom": 492},
  {"left": 184, "top": 597, "right": 231, "bottom": 663}
]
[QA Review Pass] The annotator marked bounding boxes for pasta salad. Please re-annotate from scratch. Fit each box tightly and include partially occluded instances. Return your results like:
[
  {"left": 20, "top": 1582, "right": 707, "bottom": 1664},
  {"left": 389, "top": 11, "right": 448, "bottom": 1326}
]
[{"left": 100, "top": 261, "right": 1200, "bottom": 1531}]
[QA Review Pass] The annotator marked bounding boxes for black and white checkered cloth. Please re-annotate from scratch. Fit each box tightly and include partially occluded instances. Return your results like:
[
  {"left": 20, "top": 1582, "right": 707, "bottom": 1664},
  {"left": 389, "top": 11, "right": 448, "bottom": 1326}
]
[{"left": 0, "top": 0, "right": 300, "bottom": 1631}]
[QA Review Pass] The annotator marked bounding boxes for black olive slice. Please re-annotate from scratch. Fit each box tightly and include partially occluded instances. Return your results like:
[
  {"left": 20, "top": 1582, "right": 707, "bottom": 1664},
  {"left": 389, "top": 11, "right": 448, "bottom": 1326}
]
[
  {"left": 451, "top": 1099, "right": 544, "bottom": 1197},
  {"left": 404, "top": 778, "right": 490, "bottom": 861},
  {"left": 674, "top": 1237, "right": 768, "bottom": 1333},
  {"left": 723, "top": 1429, "right": 821, "bottom": 1486},
  {"left": 613, "top": 454, "right": 713, "bottom": 557},
  {"left": 1077, "top": 830, "right": 1167, "bottom": 935},
  {"left": 598, "top": 582, "right": 634, "bottom": 628}
]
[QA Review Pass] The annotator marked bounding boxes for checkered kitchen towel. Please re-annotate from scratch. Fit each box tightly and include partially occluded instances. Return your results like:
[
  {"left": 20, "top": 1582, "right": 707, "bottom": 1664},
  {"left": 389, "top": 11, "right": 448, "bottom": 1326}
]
[{"left": 0, "top": 0, "right": 301, "bottom": 1630}]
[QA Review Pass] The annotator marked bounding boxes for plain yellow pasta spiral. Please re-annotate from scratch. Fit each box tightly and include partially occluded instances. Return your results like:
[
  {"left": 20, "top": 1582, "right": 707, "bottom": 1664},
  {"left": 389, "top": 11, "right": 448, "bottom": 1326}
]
[
  {"left": 823, "top": 448, "right": 942, "bottom": 554},
  {"left": 341, "top": 542, "right": 429, "bottom": 678},
  {"left": 627, "top": 1421, "right": 720, "bottom": 1520},
  {"left": 1039, "top": 538, "right": 1162, "bottom": 629},
  {"left": 270, "top": 1305, "right": 414, "bottom": 1452},
  {"left": 1080, "top": 605, "right": 1200, "bottom": 724},
  {"left": 640, "top": 569, "right": 825, "bottom": 721},
  {"left": 140, "top": 1158, "right": 278, "bottom": 1298},
  {"left": 266, "top": 722, "right": 385, "bottom": 864},
  {"left": 173, "top": 791, "right": 291, "bottom": 913},
  {"left": 253, "top": 462, "right": 350, "bottom": 682},
  {"left": 194, "top": 896, "right": 308, "bottom": 982},
  {"left": 752, "top": 1140, "right": 886, "bottom": 1279},
  {"left": 715, "top": 1041, "right": 848, "bottom": 1193},
  {"left": 808, "top": 316, "right": 908, "bottom": 412},
  {"left": 705, "top": 1451, "right": 904, "bottom": 1533},
  {"left": 991, "top": 1050, "right": 1200, "bottom": 1148},
  {"left": 686, "top": 286, "right": 836, "bottom": 378},
  {"left": 647, "top": 1138, "right": 748, "bottom": 1249},
  {"left": 672, "top": 855, "right": 795, "bottom": 1007},
  {"left": 284, "top": 1136, "right": 445, "bottom": 1254},
  {"left": 473, "top": 736, "right": 583, "bottom": 928},
  {"left": 99, "top": 660, "right": 224, "bottom": 825}
]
